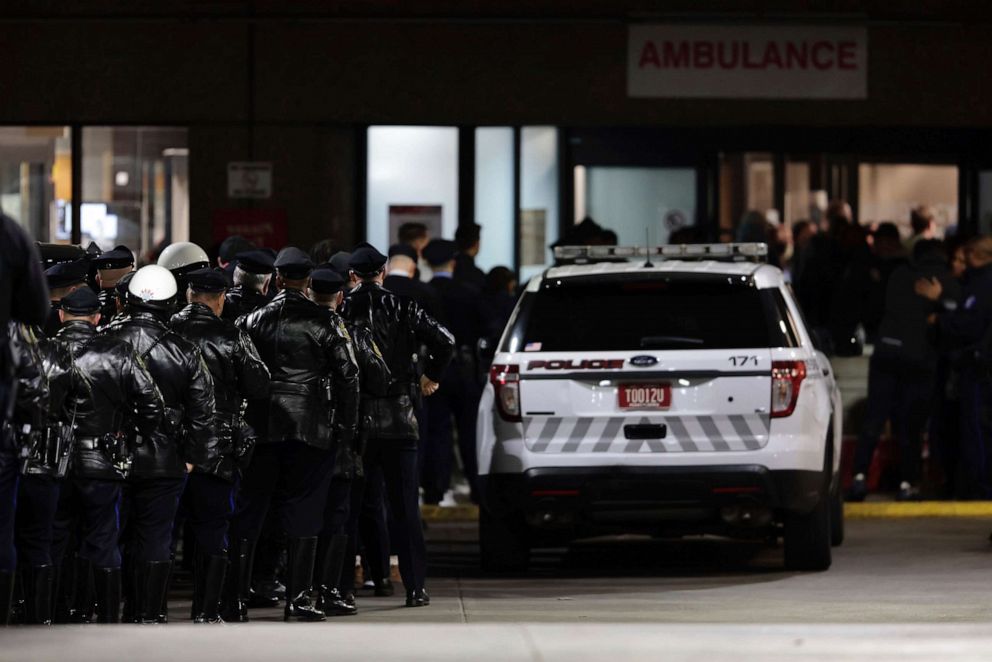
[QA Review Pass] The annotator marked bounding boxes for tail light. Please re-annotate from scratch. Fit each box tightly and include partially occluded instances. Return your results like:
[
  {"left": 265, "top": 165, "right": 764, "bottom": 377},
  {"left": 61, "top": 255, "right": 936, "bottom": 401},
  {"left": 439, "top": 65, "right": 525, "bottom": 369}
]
[
  {"left": 770, "top": 360, "right": 806, "bottom": 418},
  {"left": 489, "top": 364, "right": 521, "bottom": 422}
]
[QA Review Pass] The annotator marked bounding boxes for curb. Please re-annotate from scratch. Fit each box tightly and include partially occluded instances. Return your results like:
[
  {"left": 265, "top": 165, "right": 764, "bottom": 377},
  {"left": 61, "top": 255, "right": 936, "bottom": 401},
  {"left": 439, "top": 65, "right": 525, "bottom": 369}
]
[{"left": 421, "top": 503, "right": 992, "bottom": 522}]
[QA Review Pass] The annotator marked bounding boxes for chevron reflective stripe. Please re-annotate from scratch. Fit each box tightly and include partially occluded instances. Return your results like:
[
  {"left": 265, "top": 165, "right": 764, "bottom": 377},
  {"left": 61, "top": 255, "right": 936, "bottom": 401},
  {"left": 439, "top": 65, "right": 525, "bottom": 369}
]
[{"left": 522, "top": 414, "right": 771, "bottom": 453}]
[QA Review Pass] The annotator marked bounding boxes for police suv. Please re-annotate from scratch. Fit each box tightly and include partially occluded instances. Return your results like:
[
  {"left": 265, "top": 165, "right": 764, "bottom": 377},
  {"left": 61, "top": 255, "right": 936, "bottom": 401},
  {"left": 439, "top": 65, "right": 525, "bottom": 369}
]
[{"left": 476, "top": 243, "right": 842, "bottom": 572}]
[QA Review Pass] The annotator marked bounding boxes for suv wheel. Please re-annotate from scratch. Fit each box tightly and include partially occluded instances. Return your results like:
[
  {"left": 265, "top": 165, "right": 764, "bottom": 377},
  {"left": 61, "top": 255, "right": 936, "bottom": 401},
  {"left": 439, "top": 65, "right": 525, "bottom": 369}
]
[
  {"left": 783, "top": 474, "right": 833, "bottom": 571},
  {"left": 479, "top": 507, "right": 530, "bottom": 573}
]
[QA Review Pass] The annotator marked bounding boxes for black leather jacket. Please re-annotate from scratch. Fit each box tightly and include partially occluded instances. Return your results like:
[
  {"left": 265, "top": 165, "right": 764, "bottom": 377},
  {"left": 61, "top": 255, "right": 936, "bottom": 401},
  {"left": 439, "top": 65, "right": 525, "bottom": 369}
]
[
  {"left": 238, "top": 289, "right": 359, "bottom": 452},
  {"left": 171, "top": 303, "right": 271, "bottom": 481},
  {"left": 20, "top": 331, "right": 77, "bottom": 477},
  {"left": 103, "top": 309, "right": 217, "bottom": 479},
  {"left": 96, "top": 288, "right": 118, "bottom": 328},
  {"left": 342, "top": 282, "right": 454, "bottom": 440},
  {"left": 5, "top": 323, "right": 49, "bottom": 454},
  {"left": 223, "top": 285, "right": 270, "bottom": 323},
  {"left": 57, "top": 321, "right": 162, "bottom": 481}
]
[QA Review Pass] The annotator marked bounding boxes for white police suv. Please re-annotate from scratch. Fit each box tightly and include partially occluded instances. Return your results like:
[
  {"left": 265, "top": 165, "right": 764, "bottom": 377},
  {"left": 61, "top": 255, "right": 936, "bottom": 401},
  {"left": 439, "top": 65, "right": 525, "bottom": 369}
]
[{"left": 476, "top": 243, "right": 842, "bottom": 572}]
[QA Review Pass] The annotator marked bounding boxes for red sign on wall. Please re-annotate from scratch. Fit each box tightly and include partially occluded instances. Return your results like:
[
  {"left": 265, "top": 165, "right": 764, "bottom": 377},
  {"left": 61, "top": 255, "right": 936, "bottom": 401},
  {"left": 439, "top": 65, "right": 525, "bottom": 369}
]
[{"left": 211, "top": 208, "right": 288, "bottom": 250}]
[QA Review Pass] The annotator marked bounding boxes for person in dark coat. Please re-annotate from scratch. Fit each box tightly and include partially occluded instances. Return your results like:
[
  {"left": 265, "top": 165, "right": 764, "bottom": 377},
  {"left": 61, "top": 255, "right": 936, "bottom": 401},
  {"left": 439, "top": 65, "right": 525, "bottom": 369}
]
[
  {"left": 383, "top": 244, "right": 442, "bottom": 318},
  {"left": 341, "top": 244, "right": 454, "bottom": 608},
  {"left": 917, "top": 235, "right": 992, "bottom": 499},
  {"left": 222, "top": 250, "right": 274, "bottom": 323},
  {"left": 453, "top": 223, "right": 486, "bottom": 292},
  {"left": 848, "top": 240, "right": 961, "bottom": 501},
  {"left": 41, "top": 260, "right": 88, "bottom": 339},
  {"left": 91, "top": 246, "right": 135, "bottom": 326},
  {"left": 0, "top": 213, "right": 49, "bottom": 625},
  {"left": 423, "top": 239, "right": 488, "bottom": 505},
  {"left": 103, "top": 265, "right": 218, "bottom": 624},
  {"left": 46, "top": 288, "right": 162, "bottom": 624},
  {"left": 231, "top": 247, "right": 359, "bottom": 622},
  {"left": 170, "top": 268, "right": 270, "bottom": 624},
  {"left": 309, "top": 267, "right": 390, "bottom": 616}
]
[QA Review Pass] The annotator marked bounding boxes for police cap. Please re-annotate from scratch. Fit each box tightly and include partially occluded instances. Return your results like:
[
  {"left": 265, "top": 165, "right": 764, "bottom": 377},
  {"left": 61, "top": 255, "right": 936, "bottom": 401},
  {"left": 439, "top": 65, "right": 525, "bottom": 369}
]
[
  {"left": 388, "top": 243, "right": 418, "bottom": 261},
  {"left": 45, "top": 259, "right": 89, "bottom": 289},
  {"left": 60, "top": 287, "right": 101, "bottom": 315},
  {"left": 186, "top": 267, "right": 228, "bottom": 293},
  {"left": 348, "top": 245, "right": 388, "bottom": 276},
  {"left": 328, "top": 252, "right": 353, "bottom": 279},
  {"left": 235, "top": 249, "right": 275, "bottom": 275},
  {"left": 422, "top": 239, "right": 457, "bottom": 267},
  {"left": 274, "top": 246, "right": 314, "bottom": 280},
  {"left": 219, "top": 235, "right": 255, "bottom": 262},
  {"left": 309, "top": 268, "right": 347, "bottom": 295},
  {"left": 92, "top": 245, "right": 135, "bottom": 270}
]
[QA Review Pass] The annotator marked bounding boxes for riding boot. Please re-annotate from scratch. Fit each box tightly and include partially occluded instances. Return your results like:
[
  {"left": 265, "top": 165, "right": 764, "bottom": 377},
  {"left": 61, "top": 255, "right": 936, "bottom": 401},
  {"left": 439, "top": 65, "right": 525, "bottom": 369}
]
[
  {"left": 138, "top": 561, "right": 171, "bottom": 624},
  {"left": 93, "top": 567, "right": 121, "bottom": 623},
  {"left": 316, "top": 535, "right": 356, "bottom": 617},
  {"left": 220, "top": 538, "right": 250, "bottom": 622},
  {"left": 190, "top": 553, "right": 203, "bottom": 621},
  {"left": 23, "top": 565, "right": 54, "bottom": 624},
  {"left": 69, "top": 557, "right": 93, "bottom": 623},
  {"left": 0, "top": 570, "right": 13, "bottom": 625},
  {"left": 283, "top": 537, "right": 324, "bottom": 622},
  {"left": 193, "top": 555, "right": 227, "bottom": 624}
]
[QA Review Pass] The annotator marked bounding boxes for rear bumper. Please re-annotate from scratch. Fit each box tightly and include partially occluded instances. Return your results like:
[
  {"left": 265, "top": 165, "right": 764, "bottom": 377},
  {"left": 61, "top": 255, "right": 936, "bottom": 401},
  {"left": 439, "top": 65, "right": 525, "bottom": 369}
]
[{"left": 480, "top": 465, "right": 824, "bottom": 536}]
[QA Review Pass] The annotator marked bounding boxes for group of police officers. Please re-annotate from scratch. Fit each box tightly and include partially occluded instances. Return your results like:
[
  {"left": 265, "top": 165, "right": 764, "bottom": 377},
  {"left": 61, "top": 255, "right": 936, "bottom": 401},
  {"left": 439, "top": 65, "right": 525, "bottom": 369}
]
[{"left": 0, "top": 227, "right": 463, "bottom": 625}]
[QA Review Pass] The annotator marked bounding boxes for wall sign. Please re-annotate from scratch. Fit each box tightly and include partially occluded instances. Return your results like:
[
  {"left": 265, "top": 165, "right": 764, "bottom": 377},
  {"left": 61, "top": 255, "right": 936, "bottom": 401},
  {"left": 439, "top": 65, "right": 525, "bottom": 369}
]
[
  {"left": 227, "top": 162, "right": 273, "bottom": 199},
  {"left": 628, "top": 25, "right": 867, "bottom": 99},
  {"left": 211, "top": 208, "right": 287, "bottom": 249}
]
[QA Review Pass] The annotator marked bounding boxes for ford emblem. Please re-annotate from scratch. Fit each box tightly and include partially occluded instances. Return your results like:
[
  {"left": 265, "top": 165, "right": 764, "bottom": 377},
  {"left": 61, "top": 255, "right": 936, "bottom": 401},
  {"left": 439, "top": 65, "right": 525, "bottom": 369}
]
[{"left": 630, "top": 355, "right": 658, "bottom": 367}]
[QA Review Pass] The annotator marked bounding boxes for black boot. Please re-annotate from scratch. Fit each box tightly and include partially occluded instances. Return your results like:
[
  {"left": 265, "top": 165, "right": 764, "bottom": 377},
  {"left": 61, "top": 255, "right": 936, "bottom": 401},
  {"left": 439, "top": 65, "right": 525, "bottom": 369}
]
[
  {"left": 245, "top": 538, "right": 280, "bottom": 609},
  {"left": 316, "top": 535, "right": 356, "bottom": 617},
  {"left": 0, "top": 570, "right": 13, "bottom": 626},
  {"left": 190, "top": 553, "right": 203, "bottom": 621},
  {"left": 405, "top": 588, "right": 430, "bottom": 608},
  {"left": 93, "top": 567, "right": 121, "bottom": 624},
  {"left": 69, "top": 557, "right": 94, "bottom": 623},
  {"left": 122, "top": 559, "right": 141, "bottom": 623},
  {"left": 220, "top": 538, "right": 250, "bottom": 622},
  {"left": 138, "top": 561, "right": 171, "bottom": 624},
  {"left": 22, "top": 565, "right": 54, "bottom": 624},
  {"left": 193, "top": 555, "right": 227, "bottom": 624},
  {"left": 283, "top": 537, "right": 324, "bottom": 622}
]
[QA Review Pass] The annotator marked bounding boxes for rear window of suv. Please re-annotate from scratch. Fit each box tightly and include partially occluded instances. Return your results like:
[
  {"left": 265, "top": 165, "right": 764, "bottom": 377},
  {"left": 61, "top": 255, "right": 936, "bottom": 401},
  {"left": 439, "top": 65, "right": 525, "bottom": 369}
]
[{"left": 503, "top": 274, "right": 798, "bottom": 352}]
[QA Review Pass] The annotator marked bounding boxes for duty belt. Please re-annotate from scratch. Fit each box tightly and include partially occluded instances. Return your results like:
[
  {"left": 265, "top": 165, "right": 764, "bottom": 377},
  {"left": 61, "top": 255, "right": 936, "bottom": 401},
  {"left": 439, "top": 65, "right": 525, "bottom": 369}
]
[{"left": 75, "top": 437, "right": 102, "bottom": 451}]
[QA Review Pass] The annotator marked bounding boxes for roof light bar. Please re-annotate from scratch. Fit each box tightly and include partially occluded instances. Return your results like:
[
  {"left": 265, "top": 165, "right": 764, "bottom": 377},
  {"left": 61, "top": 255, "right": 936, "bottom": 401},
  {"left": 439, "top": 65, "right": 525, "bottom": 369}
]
[{"left": 553, "top": 243, "right": 769, "bottom": 263}]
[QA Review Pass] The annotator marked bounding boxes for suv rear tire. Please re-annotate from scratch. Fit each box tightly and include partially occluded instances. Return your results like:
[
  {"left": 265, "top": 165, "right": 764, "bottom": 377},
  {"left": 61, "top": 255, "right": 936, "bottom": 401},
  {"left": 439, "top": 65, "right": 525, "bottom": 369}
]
[
  {"left": 783, "top": 477, "right": 833, "bottom": 571},
  {"left": 480, "top": 508, "right": 530, "bottom": 572}
]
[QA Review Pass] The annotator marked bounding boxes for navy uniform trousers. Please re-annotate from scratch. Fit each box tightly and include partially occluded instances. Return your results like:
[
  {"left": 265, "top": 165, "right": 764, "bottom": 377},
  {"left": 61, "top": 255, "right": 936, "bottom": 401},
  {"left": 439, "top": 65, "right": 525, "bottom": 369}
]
[
  {"left": 230, "top": 441, "right": 336, "bottom": 543},
  {"left": 120, "top": 477, "right": 187, "bottom": 564},
  {"left": 52, "top": 478, "right": 122, "bottom": 569},
  {"left": 15, "top": 475, "right": 60, "bottom": 567},
  {"left": 176, "top": 473, "right": 235, "bottom": 557},
  {"left": 0, "top": 449, "right": 18, "bottom": 572}
]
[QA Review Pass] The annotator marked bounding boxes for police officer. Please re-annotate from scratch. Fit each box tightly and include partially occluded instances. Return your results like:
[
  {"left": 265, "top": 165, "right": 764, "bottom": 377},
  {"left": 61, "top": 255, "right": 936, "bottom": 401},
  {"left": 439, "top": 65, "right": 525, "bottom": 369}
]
[
  {"left": 342, "top": 244, "right": 454, "bottom": 607},
  {"left": 13, "top": 318, "right": 74, "bottom": 625},
  {"left": 49, "top": 287, "right": 162, "bottom": 624},
  {"left": 91, "top": 246, "right": 135, "bottom": 325},
  {"left": 103, "top": 265, "right": 217, "bottom": 624},
  {"left": 383, "top": 244, "right": 442, "bottom": 318},
  {"left": 41, "top": 260, "right": 89, "bottom": 338},
  {"left": 170, "top": 268, "right": 270, "bottom": 624},
  {"left": 453, "top": 223, "right": 486, "bottom": 292},
  {"left": 223, "top": 250, "right": 275, "bottom": 322},
  {"left": 232, "top": 247, "right": 359, "bottom": 622},
  {"left": 423, "top": 239, "right": 488, "bottom": 504},
  {"left": 309, "top": 268, "right": 388, "bottom": 616},
  {"left": 0, "top": 213, "right": 49, "bottom": 624},
  {"left": 5, "top": 322, "right": 50, "bottom": 624},
  {"left": 157, "top": 241, "right": 210, "bottom": 307}
]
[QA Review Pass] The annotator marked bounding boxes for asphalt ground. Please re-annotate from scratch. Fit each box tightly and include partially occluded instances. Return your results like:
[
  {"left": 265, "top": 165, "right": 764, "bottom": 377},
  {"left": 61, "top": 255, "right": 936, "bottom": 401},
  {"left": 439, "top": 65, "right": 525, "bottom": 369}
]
[{"left": 6, "top": 516, "right": 992, "bottom": 660}]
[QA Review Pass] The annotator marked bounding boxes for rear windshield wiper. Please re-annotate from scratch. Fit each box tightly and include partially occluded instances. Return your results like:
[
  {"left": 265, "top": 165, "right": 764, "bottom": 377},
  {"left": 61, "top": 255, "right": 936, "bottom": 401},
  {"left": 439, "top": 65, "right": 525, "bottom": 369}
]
[{"left": 640, "top": 335, "right": 705, "bottom": 348}]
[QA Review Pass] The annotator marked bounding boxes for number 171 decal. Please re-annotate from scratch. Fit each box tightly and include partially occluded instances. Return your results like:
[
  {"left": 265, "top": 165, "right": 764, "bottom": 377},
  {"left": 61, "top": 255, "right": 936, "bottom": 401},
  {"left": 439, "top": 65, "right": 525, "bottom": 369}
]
[{"left": 729, "top": 355, "right": 759, "bottom": 367}]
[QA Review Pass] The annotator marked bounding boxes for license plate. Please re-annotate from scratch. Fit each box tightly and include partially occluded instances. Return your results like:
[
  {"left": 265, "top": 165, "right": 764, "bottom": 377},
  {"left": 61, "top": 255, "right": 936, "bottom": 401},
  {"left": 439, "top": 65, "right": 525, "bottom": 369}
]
[{"left": 618, "top": 383, "right": 672, "bottom": 409}]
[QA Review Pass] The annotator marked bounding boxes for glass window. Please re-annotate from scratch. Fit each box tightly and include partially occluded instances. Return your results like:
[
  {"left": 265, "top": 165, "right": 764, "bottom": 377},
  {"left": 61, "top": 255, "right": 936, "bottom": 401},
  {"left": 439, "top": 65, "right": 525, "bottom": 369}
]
[
  {"left": 81, "top": 127, "right": 189, "bottom": 258},
  {"left": 508, "top": 276, "right": 793, "bottom": 352},
  {"left": 519, "top": 127, "right": 559, "bottom": 284},
  {"left": 0, "top": 126, "right": 72, "bottom": 243},
  {"left": 858, "top": 163, "right": 958, "bottom": 236},
  {"left": 583, "top": 166, "right": 696, "bottom": 245},
  {"left": 474, "top": 127, "right": 515, "bottom": 273},
  {"left": 980, "top": 171, "right": 992, "bottom": 235},
  {"left": 366, "top": 126, "right": 458, "bottom": 252}
]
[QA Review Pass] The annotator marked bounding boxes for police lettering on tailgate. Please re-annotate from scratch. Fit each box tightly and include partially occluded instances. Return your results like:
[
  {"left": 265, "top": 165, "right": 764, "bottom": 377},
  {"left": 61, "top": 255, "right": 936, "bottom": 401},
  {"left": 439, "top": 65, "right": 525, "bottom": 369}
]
[{"left": 527, "top": 359, "right": 625, "bottom": 370}]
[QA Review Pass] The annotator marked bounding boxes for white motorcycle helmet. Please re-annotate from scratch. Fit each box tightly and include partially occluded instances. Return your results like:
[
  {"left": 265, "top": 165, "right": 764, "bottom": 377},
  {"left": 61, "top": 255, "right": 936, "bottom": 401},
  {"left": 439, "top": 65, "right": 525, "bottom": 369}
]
[
  {"left": 157, "top": 242, "right": 209, "bottom": 274},
  {"left": 128, "top": 265, "right": 178, "bottom": 308}
]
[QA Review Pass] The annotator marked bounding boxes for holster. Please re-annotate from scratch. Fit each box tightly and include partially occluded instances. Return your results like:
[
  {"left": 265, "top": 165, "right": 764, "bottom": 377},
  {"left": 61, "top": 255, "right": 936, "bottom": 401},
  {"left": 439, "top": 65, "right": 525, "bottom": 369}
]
[
  {"left": 98, "top": 432, "right": 133, "bottom": 480},
  {"left": 19, "top": 423, "right": 73, "bottom": 478}
]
